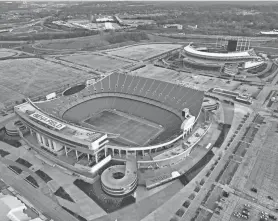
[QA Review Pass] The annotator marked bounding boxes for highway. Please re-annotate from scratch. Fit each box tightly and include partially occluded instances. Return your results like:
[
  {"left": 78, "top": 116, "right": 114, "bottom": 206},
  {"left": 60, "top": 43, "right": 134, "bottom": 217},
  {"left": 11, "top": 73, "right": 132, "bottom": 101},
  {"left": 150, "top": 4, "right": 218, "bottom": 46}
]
[{"left": 0, "top": 161, "right": 78, "bottom": 221}]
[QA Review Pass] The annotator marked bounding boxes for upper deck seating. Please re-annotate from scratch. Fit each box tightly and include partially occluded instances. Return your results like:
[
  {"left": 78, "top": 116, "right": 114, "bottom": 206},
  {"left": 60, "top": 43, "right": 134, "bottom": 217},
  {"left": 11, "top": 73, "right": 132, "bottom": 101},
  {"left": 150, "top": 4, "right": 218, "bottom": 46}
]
[{"left": 36, "top": 73, "right": 204, "bottom": 120}]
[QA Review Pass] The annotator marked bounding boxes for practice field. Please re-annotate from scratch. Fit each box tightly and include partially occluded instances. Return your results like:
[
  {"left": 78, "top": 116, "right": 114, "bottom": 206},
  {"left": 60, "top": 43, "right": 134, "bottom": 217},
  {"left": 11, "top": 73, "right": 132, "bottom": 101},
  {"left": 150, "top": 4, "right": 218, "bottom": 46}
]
[
  {"left": 59, "top": 53, "right": 131, "bottom": 72},
  {"left": 245, "top": 122, "right": 278, "bottom": 198},
  {"left": 106, "top": 44, "right": 182, "bottom": 61},
  {"left": 131, "top": 64, "right": 240, "bottom": 91},
  {"left": 0, "top": 58, "right": 93, "bottom": 107},
  {"left": 36, "top": 34, "right": 107, "bottom": 51},
  {"left": 84, "top": 110, "right": 164, "bottom": 146}
]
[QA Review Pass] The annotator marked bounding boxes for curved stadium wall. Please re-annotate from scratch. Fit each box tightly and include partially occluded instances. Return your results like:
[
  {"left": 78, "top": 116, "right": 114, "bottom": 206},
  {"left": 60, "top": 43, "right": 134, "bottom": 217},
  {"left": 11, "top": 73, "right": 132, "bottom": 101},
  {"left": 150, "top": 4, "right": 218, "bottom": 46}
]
[{"left": 183, "top": 44, "right": 258, "bottom": 61}]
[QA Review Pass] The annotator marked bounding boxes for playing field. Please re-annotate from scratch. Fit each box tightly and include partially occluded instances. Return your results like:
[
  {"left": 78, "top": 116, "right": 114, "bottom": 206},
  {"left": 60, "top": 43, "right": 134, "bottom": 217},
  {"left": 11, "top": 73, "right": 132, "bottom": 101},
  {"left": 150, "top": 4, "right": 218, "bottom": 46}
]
[
  {"left": 0, "top": 58, "right": 94, "bottom": 107},
  {"left": 37, "top": 34, "right": 108, "bottom": 51},
  {"left": 107, "top": 44, "right": 182, "bottom": 61},
  {"left": 59, "top": 53, "right": 131, "bottom": 72},
  {"left": 131, "top": 64, "right": 240, "bottom": 91},
  {"left": 84, "top": 110, "right": 163, "bottom": 146}
]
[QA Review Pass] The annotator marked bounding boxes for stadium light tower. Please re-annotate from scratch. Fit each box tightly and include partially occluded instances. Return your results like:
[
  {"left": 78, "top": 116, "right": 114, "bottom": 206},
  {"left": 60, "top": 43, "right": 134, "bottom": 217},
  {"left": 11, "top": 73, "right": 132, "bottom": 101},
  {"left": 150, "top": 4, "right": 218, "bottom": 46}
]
[
  {"left": 239, "top": 37, "right": 243, "bottom": 52},
  {"left": 243, "top": 38, "right": 248, "bottom": 51}
]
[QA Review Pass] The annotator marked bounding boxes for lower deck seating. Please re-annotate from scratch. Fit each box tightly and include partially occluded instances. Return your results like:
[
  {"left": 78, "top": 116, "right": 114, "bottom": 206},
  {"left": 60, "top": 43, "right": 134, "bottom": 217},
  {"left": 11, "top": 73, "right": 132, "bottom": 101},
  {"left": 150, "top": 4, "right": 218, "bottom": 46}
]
[{"left": 62, "top": 96, "right": 182, "bottom": 145}]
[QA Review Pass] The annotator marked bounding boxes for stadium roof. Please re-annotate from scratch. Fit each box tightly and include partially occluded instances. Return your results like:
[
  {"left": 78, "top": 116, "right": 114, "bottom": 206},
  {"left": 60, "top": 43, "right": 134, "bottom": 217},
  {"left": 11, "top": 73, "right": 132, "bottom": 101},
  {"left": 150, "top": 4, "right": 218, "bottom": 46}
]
[{"left": 184, "top": 44, "right": 255, "bottom": 58}]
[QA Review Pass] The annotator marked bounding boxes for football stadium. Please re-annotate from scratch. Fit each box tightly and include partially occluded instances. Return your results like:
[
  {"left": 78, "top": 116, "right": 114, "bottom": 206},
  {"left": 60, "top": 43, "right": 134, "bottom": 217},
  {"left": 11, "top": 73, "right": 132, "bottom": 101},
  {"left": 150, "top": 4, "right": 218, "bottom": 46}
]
[
  {"left": 3, "top": 39, "right": 271, "bottom": 220},
  {"left": 13, "top": 71, "right": 208, "bottom": 194}
]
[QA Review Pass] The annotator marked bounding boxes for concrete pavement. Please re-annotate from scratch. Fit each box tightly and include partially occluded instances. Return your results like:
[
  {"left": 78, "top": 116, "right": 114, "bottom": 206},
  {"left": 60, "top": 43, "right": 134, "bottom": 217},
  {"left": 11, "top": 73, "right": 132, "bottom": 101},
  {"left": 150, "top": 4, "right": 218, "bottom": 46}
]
[{"left": 0, "top": 161, "right": 79, "bottom": 221}]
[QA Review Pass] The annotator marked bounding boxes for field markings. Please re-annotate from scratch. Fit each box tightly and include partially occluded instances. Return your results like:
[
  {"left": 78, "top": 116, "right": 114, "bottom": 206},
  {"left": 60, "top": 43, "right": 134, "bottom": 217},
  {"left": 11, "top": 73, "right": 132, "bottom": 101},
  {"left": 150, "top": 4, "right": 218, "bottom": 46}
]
[{"left": 83, "top": 109, "right": 164, "bottom": 146}]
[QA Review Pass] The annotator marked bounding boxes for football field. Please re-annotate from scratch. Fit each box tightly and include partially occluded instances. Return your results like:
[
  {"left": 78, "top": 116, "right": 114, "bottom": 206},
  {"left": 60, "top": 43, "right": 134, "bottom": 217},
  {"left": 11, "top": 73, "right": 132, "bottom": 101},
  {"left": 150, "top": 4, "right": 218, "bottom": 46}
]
[
  {"left": 107, "top": 44, "right": 182, "bottom": 61},
  {"left": 59, "top": 53, "right": 131, "bottom": 72},
  {"left": 84, "top": 110, "right": 163, "bottom": 146}
]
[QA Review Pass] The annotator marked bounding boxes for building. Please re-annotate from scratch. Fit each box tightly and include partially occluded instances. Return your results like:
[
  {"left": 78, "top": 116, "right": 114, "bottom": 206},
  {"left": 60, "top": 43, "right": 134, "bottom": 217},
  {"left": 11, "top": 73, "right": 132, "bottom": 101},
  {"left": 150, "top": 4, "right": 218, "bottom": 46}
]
[
  {"left": 0, "top": 194, "right": 43, "bottom": 221},
  {"left": 163, "top": 24, "right": 183, "bottom": 30},
  {"left": 202, "top": 98, "right": 219, "bottom": 111},
  {"left": 188, "top": 25, "right": 198, "bottom": 30},
  {"left": 96, "top": 16, "right": 114, "bottom": 22},
  {"left": 212, "top": 88, "right": 253, "bottom": 104},
  {"left": 260, "top": 29, "right": 278, "bottom": 36}
]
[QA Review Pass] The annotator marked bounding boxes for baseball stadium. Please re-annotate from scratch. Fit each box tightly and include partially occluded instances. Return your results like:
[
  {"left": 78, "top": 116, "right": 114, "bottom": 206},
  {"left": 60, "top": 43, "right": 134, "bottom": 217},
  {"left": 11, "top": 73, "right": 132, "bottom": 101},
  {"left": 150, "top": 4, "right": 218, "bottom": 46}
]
[
  {"left": 161, "top": 37, "right": 272, "bottom": 78},
  {"left": 14, "top": 71, "right": 210, "bottom": 195}
]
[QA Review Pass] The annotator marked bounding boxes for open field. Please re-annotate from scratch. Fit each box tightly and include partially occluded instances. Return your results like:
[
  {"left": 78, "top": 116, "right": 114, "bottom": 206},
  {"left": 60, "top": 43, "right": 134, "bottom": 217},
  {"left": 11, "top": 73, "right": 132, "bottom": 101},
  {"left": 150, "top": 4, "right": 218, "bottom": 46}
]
[
  {"left": 0, "top": 58, "right": 93, "bottom": 107},
  {"left": 245, "top": 122, "right": 278, "bottom": 199},
  {"left": 106, "top": 44, "right": 182, "bottom": 61},
  {"left": 0, "top": 49, "right": 17, "bottom": 58},
  {"left": 10, "top": 25, "right": 44, "bottom": 34},
  {"left": 131, "top": 64, "right": 241, "bottom": 91},
  {"left": 84, "top": 110, "right": 163, "bottom": 146},
  {"left": 59, "top": 53, "right": 131, "bottom": 72},
  {"left": 35, "top": 34, "right": 140, "bottom": 52},
  {"left": 34, "top": 33, "right": 183, "bottom": 52},
  {"left": 35, "top": 35, "right": 108, "bottom": 51}
]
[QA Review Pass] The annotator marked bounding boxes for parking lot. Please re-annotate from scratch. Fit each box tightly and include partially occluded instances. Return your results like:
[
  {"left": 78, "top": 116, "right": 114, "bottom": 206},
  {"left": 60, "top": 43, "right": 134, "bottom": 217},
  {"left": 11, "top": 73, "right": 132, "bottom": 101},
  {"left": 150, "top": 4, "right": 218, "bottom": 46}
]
[{"left": 230, "top": 202, "right": 277, "bottom": 221}]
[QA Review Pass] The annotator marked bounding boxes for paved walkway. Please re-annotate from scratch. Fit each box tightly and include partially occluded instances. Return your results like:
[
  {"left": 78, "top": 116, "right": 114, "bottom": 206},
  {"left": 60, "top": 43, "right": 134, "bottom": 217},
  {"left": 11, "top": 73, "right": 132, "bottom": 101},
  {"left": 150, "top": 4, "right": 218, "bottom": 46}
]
[
  {"left": 0, "top": 142, "right": 57, "bottom": 201},
  {"left": 1, "top": 156, "right": 57, "bottom": 200},
  {"left": 92, "top": 181, "right": 184, "bottom": 221},
  {"left": 0, "top": 142, "right": 106, "bottom": 220},
  {"left": 0, "top": 161, "right": 78, "bottom": 221}
]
